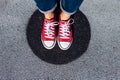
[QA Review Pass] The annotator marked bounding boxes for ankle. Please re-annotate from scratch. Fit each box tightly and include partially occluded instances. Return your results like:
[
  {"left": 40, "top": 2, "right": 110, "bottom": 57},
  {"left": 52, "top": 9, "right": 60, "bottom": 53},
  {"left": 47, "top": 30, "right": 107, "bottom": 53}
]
[
  {"left": 45, "top": 12, "right": 55, "bottom": 19},
  {"left": 60, "top": 11, "right": 70, "bottom": 20}
]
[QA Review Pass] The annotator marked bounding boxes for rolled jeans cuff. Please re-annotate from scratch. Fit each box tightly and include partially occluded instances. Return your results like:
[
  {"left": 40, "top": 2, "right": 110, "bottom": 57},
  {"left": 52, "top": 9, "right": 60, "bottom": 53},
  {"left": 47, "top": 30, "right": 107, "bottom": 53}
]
[
  {"left": 60, "top": 0, "right": 77, "bottom": 15},
  {"left": 39, "top": 4, "right": 57, "bottom": 14}
]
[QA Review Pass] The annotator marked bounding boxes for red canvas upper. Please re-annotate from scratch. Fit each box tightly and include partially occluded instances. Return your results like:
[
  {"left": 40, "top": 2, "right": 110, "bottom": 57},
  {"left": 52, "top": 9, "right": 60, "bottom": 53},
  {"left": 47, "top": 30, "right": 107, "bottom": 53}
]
[
  {"left": 41, "top": 18, "right": 58, "bottom": 41},
  {"left": 58, "top": 19, "right": 74, "bottom": 42}
]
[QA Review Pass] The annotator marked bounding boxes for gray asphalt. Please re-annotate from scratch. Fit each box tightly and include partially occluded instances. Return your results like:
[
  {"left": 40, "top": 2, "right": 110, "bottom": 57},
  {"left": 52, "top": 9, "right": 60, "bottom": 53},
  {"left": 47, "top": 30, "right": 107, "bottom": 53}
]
[{"left": 0, "top": 0, "right": 120, "bottom": 80}]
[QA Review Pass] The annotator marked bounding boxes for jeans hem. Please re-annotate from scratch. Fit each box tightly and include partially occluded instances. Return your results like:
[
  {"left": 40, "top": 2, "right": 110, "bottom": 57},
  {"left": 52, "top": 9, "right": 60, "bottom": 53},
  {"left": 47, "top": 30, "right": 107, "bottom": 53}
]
[
  {"left": 38, "top": 4, "right": 57, "bottom": 14},
  {"left": 60, "top": 0, "right": 76, "bottom": 15}
]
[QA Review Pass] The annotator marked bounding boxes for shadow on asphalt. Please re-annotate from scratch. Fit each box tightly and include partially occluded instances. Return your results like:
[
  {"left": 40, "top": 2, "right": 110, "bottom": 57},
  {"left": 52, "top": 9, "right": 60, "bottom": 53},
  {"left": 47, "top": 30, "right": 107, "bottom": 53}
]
[{"left": 26, "top": 8, "right": 91, "bottom": 65}]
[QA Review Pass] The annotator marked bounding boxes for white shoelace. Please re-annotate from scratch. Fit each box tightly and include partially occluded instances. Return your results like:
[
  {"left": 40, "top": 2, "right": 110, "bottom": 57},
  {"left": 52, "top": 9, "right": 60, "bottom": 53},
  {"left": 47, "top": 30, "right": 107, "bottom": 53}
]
[
  {"left": 45, "top": 21, "right": 59, "bottom": 38},
  {"left": 60, "top": 19, "right": 74, "bottom": 38}
]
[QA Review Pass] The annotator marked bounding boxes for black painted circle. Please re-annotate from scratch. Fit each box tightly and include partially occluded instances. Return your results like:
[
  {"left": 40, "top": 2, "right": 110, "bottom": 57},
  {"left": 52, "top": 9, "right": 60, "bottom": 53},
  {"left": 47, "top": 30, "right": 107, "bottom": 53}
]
[{"left": 26, "top": 9, "right": 91, "bottom": 65}]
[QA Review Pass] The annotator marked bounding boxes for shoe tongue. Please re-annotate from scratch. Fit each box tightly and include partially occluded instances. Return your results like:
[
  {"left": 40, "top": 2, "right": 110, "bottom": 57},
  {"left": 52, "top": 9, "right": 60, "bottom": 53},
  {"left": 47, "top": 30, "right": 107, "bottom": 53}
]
[
  {"left": 60, "top": 20, "right": 68, "bottom": 24},
  {"left": 45, "top": 18, "right": 54, "bottom": 23}
]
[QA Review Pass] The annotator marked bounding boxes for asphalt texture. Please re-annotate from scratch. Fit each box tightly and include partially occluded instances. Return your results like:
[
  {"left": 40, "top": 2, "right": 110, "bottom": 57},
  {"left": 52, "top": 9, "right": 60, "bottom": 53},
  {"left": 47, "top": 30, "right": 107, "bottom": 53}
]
[{"left": 0, "top": 0, "right": 120, "bottom": 80}]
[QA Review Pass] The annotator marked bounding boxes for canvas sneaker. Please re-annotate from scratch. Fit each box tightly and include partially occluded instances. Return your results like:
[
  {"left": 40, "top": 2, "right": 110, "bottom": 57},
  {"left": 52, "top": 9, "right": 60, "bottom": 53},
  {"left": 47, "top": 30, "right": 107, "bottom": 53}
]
[
  {"left": 41, "top": 18, "right": 58, "bottom": 49},
  {"left": 58, "top": 18, "right": 74, "bottom": 50}
]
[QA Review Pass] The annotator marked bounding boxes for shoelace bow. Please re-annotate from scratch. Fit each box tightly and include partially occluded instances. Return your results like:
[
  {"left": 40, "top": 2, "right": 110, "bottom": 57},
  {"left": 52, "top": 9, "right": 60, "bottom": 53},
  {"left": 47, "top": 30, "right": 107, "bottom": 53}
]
[
  {"left": 45, "top": 21, "right": 59, "bottom": 38},
  {"left": 60, "top": 19, "right": 74, "bottom": 38}
]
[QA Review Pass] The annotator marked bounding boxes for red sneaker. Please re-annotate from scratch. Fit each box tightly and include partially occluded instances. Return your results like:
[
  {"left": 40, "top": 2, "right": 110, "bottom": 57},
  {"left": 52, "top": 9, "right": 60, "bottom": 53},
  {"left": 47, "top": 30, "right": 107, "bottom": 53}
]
[
  {"left": 41, "top": 18, "right": 58, "bottom": 49},
  {"left": 58, "top": 19, "right": 74, "bottom": 50}
]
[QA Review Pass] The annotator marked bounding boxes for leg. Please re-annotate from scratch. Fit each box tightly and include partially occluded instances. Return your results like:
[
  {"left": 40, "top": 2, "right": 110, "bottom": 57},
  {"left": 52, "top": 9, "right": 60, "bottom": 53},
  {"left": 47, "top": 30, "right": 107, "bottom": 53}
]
[
  {"left": 60, "top": 0, "right": 84, "bottom": 20},
  {"left": 58, "top": 0, "right": 84, "bottom": 50},
  {"left": 34, "top": 0, "right": 58, "bottom": 49},
  {"left": 34, "top": 0, "right": 57, "bottom": 19}
]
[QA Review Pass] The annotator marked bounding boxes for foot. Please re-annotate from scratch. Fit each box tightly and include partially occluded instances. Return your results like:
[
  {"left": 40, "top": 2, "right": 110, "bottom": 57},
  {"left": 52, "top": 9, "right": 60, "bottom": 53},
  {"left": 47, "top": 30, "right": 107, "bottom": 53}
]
[
  {"left": 60, "top": 11, "right": 71, "bottom": 21},
  {"left": 58, "top": 19, "right": 74, "bottom": 50},
  {"left": 41, "top": 18, "right": 58, "bottom": 49}
]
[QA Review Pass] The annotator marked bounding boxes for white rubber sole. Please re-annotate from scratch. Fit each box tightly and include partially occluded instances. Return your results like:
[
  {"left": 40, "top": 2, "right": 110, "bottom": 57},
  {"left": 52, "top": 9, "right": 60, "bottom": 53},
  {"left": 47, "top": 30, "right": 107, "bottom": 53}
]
[
  {"left": 57, "top": 37, "right": 73, "bottom": 50},
  {"left": 41, "top": 35, "right": 56, "bottom": 50}
]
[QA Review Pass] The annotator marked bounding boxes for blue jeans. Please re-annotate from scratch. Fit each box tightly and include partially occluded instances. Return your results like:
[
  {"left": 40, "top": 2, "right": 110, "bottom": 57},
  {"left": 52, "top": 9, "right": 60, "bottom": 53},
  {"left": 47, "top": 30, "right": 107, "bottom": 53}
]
[{"left": 34, "top": 0, "right": 84, "bottom": 15}]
